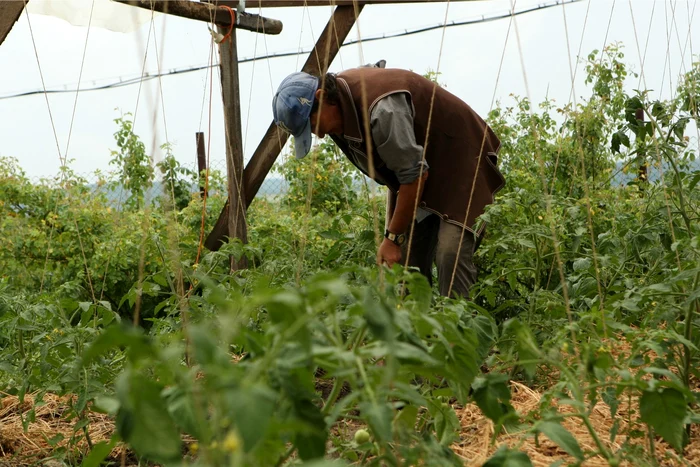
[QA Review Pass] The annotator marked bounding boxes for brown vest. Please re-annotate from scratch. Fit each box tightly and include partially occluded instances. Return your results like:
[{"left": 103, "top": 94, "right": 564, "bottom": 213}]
[{"left": 330, "top": 68, "right": 505, "bottom": 235}]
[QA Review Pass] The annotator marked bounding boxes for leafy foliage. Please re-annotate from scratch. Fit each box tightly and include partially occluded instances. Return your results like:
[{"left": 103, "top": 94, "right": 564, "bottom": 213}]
[
  {"left": 157, "top": 143, "right": 197, "bottom": 211},
  {"left": 1, "top": 47, "right": 699, "bottom": 466},
  {"left": 275, "top": 139, "right": 360, "bottom": 214},
  {"left": 109, "top": 113, "right": 154, "bottom": 210}
]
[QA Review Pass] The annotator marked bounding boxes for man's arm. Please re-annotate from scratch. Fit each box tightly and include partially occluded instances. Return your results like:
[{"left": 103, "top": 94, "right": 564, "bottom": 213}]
[
  {"left": 371, "top": 93, "right": 429, "bottom": 266},
  {"left": 387, "top": 171, "right": 428, "bottom": 235},
  {"left": 385, "top": 190, "right": 396, "bottom": 232},
  {"left": 377, "top": 172, "right": 428, "bottom": 266}
]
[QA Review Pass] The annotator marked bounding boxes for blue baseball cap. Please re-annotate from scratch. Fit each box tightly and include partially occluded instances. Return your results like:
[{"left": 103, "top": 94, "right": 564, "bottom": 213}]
[{"left": 272, "top": 72, "right": 319, "bottom": 159}]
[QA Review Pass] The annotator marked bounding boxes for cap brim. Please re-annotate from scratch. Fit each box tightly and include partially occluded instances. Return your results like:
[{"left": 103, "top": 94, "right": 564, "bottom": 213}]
[{"left": 294, "top": 119, "right": 312, "bottom": 159}]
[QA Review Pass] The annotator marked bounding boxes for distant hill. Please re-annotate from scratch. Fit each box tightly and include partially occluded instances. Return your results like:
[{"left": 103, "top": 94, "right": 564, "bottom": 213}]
[{"left": 88, "top": 177, "right": 290, "bottom": 207}]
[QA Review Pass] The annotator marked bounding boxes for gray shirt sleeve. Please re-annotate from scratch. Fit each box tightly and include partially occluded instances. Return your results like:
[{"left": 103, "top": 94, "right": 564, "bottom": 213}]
[{"left": 370, "top": 93, "right": 429, "bottom": 185}]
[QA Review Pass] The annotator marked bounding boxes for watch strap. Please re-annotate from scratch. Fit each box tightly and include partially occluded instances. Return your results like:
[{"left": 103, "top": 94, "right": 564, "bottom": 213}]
[{"left": 384, "top": 229, "right": 406, "bottom": 246}]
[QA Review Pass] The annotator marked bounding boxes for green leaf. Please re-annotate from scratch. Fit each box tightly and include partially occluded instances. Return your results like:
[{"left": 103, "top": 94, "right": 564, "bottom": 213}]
[
  {"left": 92, "top": 396, "right": 120, "bottom": 415},
  {"left": 640, "top": 388, "right": 687, "bottom": 452},
  {"left": 504, "top": 319, "right": 539, "bottom": 379},
  {"left": 516, "top": 238, "right": 535, "bottom": 249},
  {"left": 152, "top": 273, "right": 168, "bottom": 287},
  {"left": 362, "top": 290, "right": 395, "bottom": 343},
  {"left": 573, "top": 257, "right": 591, "bottom": 272},
  {"left": 618, "top": 131, "right": 630, "bottom": 148},
  {"left": 619, "top": 298, "right": 640, "bottom": 312},
  {"left": 81, "top": 324, "right": 152, "bottom": 366},
  {"left": 189, "top": 325, "right": 232, "bottom": 369},
  {"left": 472, "top": 374, "right": 518, "bottom": 431},
  {"left": 611, "top": 132, "right": 621, "bottom": 153},
  {"left": 643, "top": 283, "right": 672, "bottom": 293},
  {"left": 389, "top": 382, "right": 427, "bottom": 407},
  {"left": 461, "top": 312, "right": 498, "bottom": 360},
  {"left": 427, "top": 400, "right": 459, "bottom": 447},
  {"left": 45, "top": 433, "right": 64, "bottom": 447},
  {"left": 360, "top": 401, "right": 393, "bottom": 444},
  {"left": 537, "top": 421, "right": 584, "bottom": 461},
  {"left": 625, "top": 96, "right": 644, "bottom": 126},
  {"left": 163, "top": 386, "right": 201, "bottom": 439},
  {"left": 437, "top": 325, "right": 480, "bottom": 402},
  {"left": 323, "top": 243, "right": 344, "bottom": 264},
  {"left": 394, "top": 404, "right": 419, "bottom": 431},
  {"left": 393, "top": 342, "right": 440, "bottom": 366},
  {"left": 404, "top": 271, "right": 432, "bottom": 313},
  {"left": 81, "top": 437, "right": 118, "bottom": 467},
  {"left": 688, "top": 172, "right": 700, "bottom": 192},
  {"left": 483, "top": 445, "right": 533, "bottom": 467},
  {"left": 227, "top": 385, "right": 277, "bottom": 452},
  {"left": 293, "top": 399, "right": 327, "bottom": 460},
  {"left": 115, "top": 370, "right": 181, "bottom": 463},
  {"left": 651, "top": 101, "right": 666, "bottom": 120},
  {"left": 265, "top": 290, "right": 304, "bottom": 325}
]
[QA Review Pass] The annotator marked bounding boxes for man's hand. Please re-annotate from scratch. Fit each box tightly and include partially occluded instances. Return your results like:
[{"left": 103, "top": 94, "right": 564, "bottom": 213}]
[{"left": 377, "top": 238, "right": 402, "bottom": 267}]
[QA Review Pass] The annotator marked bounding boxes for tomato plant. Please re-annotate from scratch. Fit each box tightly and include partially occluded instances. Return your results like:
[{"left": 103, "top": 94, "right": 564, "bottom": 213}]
[{"left": 1, "top": 48, "right": 699, "bottom": 466}]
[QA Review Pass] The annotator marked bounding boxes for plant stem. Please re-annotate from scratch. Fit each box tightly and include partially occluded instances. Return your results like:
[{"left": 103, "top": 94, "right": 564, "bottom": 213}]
[
  {"left": 683, "top": 271, "right": 700, "bottom": 388},
  {"left": 581, "top": 414, "right": 613, "bottom": 461},
  {"left": 359, "top": 445, "right": 373, "bottom": 464},
  {"left": 322, "top": 379, "right": 343, "bottom": 415},
  {"left": 275, "top": 445, "right": 296, "bottom": 467},
  {"left": 83, "top": 423, "right": 94, "bottom": 450},
  {"left": 648, "top": 426, "right": 657, "bottom": 465},
  {"left": 644, "top": 111, "right": 695, "bottom": 238},
  {"left": 356, "top": 356, "right": 378, "bottom": 406},
  {"left": 18, "top": 330, "right": 25, "bottom": 359},
  {"left": 557, "top": 363, "right": 613, "bottom": 460}
]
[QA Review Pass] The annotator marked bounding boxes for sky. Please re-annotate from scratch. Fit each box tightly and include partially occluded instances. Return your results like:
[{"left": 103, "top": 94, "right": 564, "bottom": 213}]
[{"left": 0, "top": 0, "right": 698, "bottom": 180}]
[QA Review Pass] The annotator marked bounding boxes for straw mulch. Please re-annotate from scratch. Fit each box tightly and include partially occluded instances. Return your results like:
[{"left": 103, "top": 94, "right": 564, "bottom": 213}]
[
  {"left": 453, "top": 380, "right": 700, "bottom": 466},
  {"left": 2, "top": 380, "right": 700, "bottom": 466},
  {"left": 452, "top": 335, "right": 700, "bottom": 466},
  {"left": 0, "top": 392, "right": 119, "bottom": 466}
]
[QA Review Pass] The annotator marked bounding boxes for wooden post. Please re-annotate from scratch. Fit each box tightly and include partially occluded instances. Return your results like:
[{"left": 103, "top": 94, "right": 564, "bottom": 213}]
[
  {"left": 205, "top": 4, "right": 364, "bottom": 251},
  {"left": 218, "top": 27, "right": 248, "bottom": 270},
  {"left": 636, "top": 107, "right": 647, "bottom": 186},
  {"left": 196, "top": 132, "right": 207, "bottom": 198}
]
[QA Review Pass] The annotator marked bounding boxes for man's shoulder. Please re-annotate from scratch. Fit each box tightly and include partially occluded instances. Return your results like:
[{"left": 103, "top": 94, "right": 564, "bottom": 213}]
[
  {"left": 372, "top": 92, "right": 412, "bottom": 115},
  {"left": 338, "top": 67, "right": 419, "bottom": 81}
]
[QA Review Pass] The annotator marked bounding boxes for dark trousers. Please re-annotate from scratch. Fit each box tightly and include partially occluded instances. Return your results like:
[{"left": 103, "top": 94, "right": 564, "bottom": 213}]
[{"left": 400, "top": 214, "right": 478, "bottom": 299}]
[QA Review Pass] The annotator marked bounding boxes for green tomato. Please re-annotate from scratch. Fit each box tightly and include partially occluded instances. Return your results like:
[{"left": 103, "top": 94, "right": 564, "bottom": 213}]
[{"left": 354, "top": 429, "right": 370, "bottom": 444}]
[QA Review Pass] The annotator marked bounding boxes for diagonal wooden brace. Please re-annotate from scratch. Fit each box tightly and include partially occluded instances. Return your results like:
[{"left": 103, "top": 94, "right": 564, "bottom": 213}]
[
  {"left": 0, "top": 1, "right": 27, "bottom": 47},
  {"left": 113, "top": 0, "right": 283, "bottom": 35},
  {"left": 205, "top": 4, "right": 364, "bottom": 251}
]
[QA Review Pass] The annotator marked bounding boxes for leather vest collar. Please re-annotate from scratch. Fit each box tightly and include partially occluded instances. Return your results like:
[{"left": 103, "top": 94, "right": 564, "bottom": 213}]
[{"left": 335, "top": 77, "right": 363, "bottom": 142}]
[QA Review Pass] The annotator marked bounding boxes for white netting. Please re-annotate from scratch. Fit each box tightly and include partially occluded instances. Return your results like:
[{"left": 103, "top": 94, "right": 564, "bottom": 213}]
[{"left": 26, "top": 0, "right": 157, "bottom": 33}]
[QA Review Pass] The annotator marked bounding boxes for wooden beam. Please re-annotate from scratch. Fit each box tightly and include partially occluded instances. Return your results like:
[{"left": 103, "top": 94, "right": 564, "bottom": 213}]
[
  {"left": 0, "top": 1, "right": 27, "bottom": 48},
  {"left": 205, "top": 3, "right": 363, "bottom": 251},
  {"left": 196, "top": 132, "right": 207, "bottom": 198},
  {"left": 217, "top": 0, "right": 479, "bottom": 7},
  {"left": 218, "top": 26, "right": 248, "bottom": 269},
  {"left": 114, "top": 0, "right": 283, "bottom": 34}
]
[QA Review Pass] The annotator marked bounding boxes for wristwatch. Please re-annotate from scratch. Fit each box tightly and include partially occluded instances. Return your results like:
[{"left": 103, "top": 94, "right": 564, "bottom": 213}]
[{"left": 384, "top": 229, "right": 406, "bottom": 246}]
